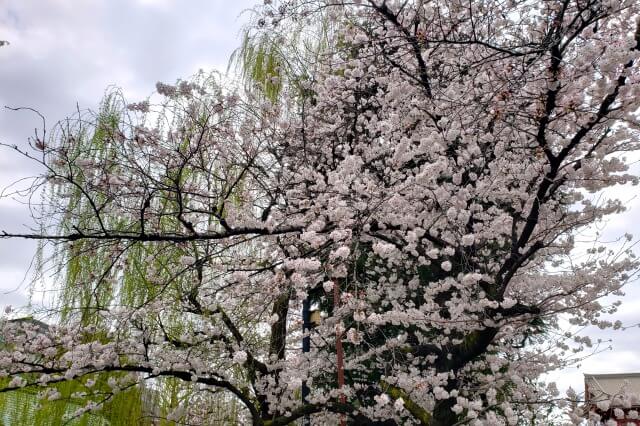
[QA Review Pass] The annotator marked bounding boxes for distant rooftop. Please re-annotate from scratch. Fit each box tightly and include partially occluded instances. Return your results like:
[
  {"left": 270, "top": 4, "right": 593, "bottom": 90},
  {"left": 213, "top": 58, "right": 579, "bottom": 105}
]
[{"left": 585, "top": 373, "right": 640, "bottom": 402}]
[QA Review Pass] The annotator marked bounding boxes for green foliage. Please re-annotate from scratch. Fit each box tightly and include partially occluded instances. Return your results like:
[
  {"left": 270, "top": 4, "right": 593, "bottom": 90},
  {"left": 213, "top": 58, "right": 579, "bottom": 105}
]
[
  {"left": 229, "top": 9, "right": 334, "bottom": 103},
  {"left": 54, "top": 95, "right": 126, "bottom": 325},
  {"left": 0, "top": 376, "right": 147, "bottom": 426}
]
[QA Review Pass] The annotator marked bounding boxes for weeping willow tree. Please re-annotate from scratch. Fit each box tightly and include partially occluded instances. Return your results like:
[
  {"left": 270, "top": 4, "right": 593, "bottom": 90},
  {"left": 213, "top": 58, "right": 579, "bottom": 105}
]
[
  {"left": 0, "top": 96, "right": 151, "bottom": 425},
  {"left": 0, "top": 72, "right": 267, "bottom": 425},
  {"left": 0, "top": 2, "right": 326, "bottom": 420},
  {"left": 229, "top": 1, "right": 337, "bottom": 103},
  {"left": 0, "top": 3, "right": 339, "bottom": 422}
]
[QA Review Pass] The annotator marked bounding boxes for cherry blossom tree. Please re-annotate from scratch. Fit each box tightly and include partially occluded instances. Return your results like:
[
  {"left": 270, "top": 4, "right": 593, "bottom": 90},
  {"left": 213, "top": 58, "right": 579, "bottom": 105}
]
[{"left": 2, "top": 1, "right": 640, "bottom": 424}]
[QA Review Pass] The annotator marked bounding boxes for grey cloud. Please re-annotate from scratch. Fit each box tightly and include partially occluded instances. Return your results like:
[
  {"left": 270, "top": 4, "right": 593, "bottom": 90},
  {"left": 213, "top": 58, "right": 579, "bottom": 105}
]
[
  {"left": 0, "top": 202, "right": 38, "bottom": 271},
  {"left": 0, "top": 0, "right": 256, "bottom": 152},
  {"left": 0, "top": 269, "right": 35, "bottom": 309}
]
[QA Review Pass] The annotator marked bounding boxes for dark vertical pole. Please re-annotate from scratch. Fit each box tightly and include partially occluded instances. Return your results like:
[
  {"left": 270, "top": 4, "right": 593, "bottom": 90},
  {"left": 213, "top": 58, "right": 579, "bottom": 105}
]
[{"left": 302, "top": 297, "right": 311, "bottom": 426}]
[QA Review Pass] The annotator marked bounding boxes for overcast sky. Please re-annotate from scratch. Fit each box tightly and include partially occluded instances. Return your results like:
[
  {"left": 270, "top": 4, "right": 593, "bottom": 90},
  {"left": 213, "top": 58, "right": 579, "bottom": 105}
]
[{"left": 0, "top": 0, "right": 639, "bottom": 400}]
